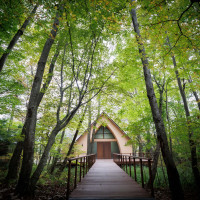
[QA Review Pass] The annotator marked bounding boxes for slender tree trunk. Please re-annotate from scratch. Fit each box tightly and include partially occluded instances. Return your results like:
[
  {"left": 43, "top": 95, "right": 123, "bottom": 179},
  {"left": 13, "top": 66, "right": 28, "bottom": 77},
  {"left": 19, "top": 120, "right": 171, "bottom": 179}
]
[
  {"left": 160, "top": 154, "right": 168, "bottom": 186},
  {"left": 147, "top": 141, "right": 160, "bottom": 188},
  {"left": 0, "top": 5, "right": 38, "bottom": 72},
  {"left": 49, "top": 129, "right": 65, "bottom": 174},
  {"left": 137, "top": 135, "right": 143, "bottom": 157},
  {"left": 130, "top": 5, "right": 184, "bottom": 200},
  {"left": 5, "top": 141, "right": 23, "bottom": 182},
  {"left": 90, "top": 120, "right": 96, "bottom": 154},
  {"left": 166, "top": 84, "right": 173, "bottom": 153},
  {"left": 97, "top": 93, "right": 101, "bottom": 117},
  {"left": 188, "top": 76, "right": 200, "bottom": 111},
  {"left": 166, "top": 36, "right": 200, "bottom": 189},
  {"left": 5, "top": 121, "right": 27, "bottom": 182},
  {"left": 87, "top": 101, "right": 92, "bottom": 155},
  {"left": 6, "top": 40, "right": 60, "bottom": 184},
  {"left": 15, "top": 7, "right": 61, "bottom": 196},
  {"left": 47, "top": 155, "right": 52, "bottom": 168},
  {"left": 147, "top": 75, "right": 165, "bottom": 188},
  {"left": 7, "top": 105, "right": 15, "bottom": 133}
]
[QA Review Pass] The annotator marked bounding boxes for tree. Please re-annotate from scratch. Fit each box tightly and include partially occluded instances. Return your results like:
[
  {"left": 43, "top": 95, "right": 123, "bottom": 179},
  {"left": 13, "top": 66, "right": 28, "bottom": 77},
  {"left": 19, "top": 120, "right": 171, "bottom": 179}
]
[
  {"left": 15, "top": 5, "right": 62, "bottom": 196},
  {"left": 166, "top": 36, "right": 200, "bottom": 189},
  {"left": 130, "top": 1, "right": 184, "bottom": 199}
]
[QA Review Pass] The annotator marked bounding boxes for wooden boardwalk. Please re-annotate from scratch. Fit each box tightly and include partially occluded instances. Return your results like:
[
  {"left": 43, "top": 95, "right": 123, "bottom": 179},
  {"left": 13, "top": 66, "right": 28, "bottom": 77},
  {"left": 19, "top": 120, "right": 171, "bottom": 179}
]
[{"left": 69, "top": 159, "right": 154, "bottom": 200}]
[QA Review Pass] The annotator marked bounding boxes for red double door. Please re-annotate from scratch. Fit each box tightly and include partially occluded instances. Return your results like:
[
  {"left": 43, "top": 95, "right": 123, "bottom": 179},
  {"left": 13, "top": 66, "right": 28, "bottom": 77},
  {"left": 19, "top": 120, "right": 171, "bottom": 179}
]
[{"left": 97, "top": 142, "right": 111, "bottom": 159}]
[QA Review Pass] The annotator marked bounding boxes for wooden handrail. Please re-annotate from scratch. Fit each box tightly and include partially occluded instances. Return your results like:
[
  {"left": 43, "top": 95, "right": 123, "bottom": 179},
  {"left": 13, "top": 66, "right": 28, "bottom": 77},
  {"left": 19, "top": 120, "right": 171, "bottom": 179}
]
[
  {"left": 68, "top": 154, "right": 96, "bottom": 161},
  {"left": 113, "top": 153, "right": 154, "bottom": 197},
  {"left": 120, "top": 152, "right": 153, "bottom": 158},
  {"left": 113, "top": 153, "right": 150, "bottom": 161},
  {"left": 66, "top": 154, "right": 96, "bottom": 199}
]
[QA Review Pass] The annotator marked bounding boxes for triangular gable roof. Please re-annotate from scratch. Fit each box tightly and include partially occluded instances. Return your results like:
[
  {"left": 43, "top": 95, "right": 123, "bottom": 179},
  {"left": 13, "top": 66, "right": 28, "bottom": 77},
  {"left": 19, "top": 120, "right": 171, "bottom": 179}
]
[{"left": 76, "top": 112, "right": 130, "bottom": 142}]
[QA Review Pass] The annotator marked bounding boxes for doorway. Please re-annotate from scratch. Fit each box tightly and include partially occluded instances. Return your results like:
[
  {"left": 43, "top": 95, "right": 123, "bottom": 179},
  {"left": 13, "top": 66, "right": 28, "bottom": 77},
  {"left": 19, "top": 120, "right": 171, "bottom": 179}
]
[{"left": 97, "top": 142, "right": 111, "bottom": 159}]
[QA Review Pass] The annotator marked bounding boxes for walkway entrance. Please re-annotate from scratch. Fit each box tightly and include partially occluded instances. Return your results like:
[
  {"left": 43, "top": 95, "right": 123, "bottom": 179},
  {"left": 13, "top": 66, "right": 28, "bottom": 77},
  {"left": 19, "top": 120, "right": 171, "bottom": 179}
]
[{"left": 69, "top": 159, "right": 154, "bottom": 199}]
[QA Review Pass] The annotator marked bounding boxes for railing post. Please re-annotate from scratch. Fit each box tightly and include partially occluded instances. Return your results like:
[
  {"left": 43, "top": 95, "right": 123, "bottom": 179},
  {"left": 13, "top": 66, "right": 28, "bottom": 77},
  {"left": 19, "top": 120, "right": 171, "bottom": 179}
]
[
  {"left": 89, "top": 155, "right": 92, "bottom": 168},
  {"left": 83, "top": 156, "right": 85, "bottom": 177},
  {"left": 86, "top": 156, "right": 88, "bottom": 173},
  {"left": 133, "top": 157, "right": 137, "bottom": 181},
  {"left": 79, "top": 157, "right": 82, "bottom": 182},
  {"left": 67, "top": 159, "right": 71, "bottom": 199},
  {"left": 129, "top": 156, "right": 131, "bottom": 177},
  {"left": 74, "top": 159, "right": 78, "bottom": 188},
  {"left": 148, "top": 158, "right": 154, "bottom": 197},
  {"left": 140, "top": 158, "right": 144, "bottom": 188},
  {"left": 92, "top": 154, "right": 94, "bottom": 166},
  {"left": 123, "top": 155, "right": 125, "bottom": 170},
  {"left": 126, "top": 156, "right": 128, "bottom": 173}
]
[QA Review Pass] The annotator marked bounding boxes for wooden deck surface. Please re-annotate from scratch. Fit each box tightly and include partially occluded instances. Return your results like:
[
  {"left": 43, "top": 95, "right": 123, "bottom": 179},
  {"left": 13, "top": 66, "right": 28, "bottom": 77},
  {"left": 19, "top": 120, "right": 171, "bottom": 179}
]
[{"left": 69, "top": 159, "right": 154, "bottom": 200}]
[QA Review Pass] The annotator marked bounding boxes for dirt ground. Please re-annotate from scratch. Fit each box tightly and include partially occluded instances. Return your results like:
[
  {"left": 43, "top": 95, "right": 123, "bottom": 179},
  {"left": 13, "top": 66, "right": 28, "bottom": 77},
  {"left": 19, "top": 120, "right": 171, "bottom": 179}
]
[{"left": 0, "top": 184, "right": 199, "bottom": 200}]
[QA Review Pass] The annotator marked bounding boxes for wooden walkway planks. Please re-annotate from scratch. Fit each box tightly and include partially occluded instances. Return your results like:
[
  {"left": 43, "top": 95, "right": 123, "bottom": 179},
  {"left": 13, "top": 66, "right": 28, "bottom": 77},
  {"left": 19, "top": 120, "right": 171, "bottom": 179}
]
[{"left": 69, "top": 159, "right": 154, "bottom": 200}]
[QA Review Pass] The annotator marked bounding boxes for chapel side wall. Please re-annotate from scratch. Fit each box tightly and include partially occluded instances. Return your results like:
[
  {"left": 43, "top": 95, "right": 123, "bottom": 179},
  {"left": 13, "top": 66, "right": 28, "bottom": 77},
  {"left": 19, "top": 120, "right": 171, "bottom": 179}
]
[{"left": 76, "top": 132, "right": 87, "bottom": 156}]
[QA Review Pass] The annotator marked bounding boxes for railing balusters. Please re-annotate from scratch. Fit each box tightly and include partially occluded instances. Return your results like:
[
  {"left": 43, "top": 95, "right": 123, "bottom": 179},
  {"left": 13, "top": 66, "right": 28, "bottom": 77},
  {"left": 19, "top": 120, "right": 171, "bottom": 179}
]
[
  {"left": 113, "top": 153, "right": 154, "bottom": 198},
  {"left": 66, "top": 154, "right": 95, "bottom": 199}
]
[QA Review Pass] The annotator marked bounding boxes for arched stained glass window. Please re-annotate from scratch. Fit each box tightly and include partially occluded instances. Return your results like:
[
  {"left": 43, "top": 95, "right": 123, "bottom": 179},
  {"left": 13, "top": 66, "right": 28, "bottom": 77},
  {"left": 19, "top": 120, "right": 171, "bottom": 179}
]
[{"left": 94, "top": 126, "right": 115, "bottom": 139}]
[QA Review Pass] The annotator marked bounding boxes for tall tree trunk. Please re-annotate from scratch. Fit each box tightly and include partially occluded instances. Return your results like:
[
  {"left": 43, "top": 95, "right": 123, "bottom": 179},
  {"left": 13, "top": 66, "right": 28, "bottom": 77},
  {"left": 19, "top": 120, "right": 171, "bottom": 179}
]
[
  {"left": 5, "top": 40, "right": 60, "bottom": 183},
  {"left": 49, "top": 129, "right": 65, "bottom": 174},
  {"left": 166, "top": 36, "right": 200, "bottom": 189},
  {"left": 15, "top": 7, "right": 61, "bottom": 196},
  {"left": 0, "top": 5, "right": 38, "bottom": 72},
  {"left": 130, "top": 5, "right": 184, "bottom": 200}
]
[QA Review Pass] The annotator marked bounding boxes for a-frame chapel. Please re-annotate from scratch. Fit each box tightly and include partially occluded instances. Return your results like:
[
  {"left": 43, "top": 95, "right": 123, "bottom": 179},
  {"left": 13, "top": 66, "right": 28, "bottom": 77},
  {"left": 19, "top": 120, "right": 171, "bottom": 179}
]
[{"left": 76, "top": 113, "right": 132, "bottom": 159}]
